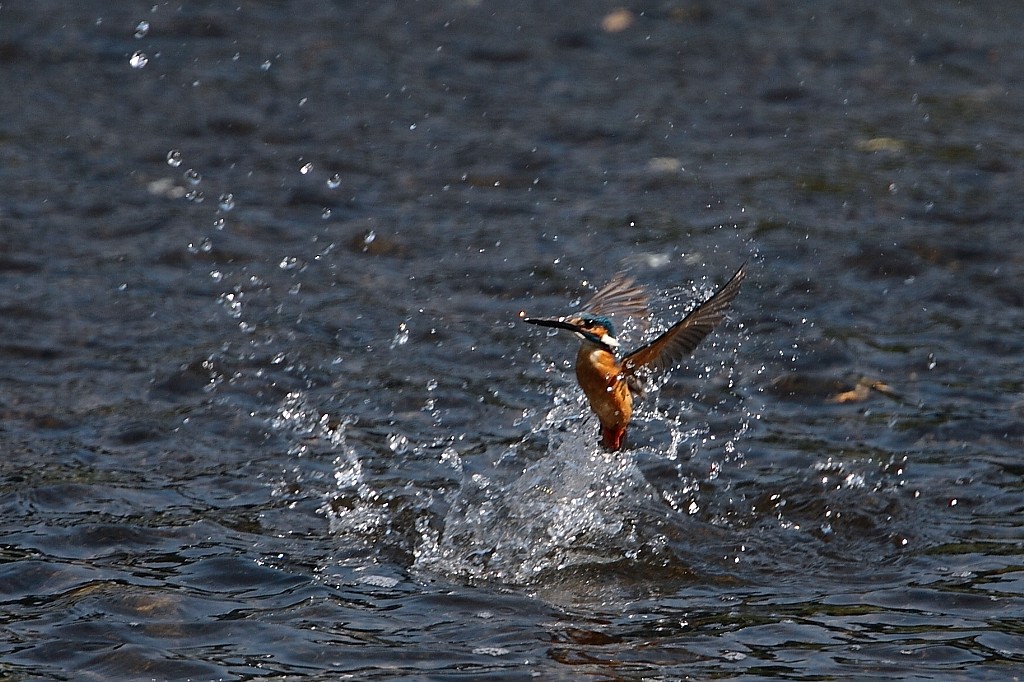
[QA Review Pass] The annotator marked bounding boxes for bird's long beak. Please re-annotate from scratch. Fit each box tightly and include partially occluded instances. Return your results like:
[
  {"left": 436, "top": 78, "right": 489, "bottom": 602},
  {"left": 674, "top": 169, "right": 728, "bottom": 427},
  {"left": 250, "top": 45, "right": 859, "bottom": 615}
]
[
  {"left": 523, "top": 314, "right": 620, "bottom": 348},
  {"left": 522, "top": 316, "right": 582, "bottom": 333}
]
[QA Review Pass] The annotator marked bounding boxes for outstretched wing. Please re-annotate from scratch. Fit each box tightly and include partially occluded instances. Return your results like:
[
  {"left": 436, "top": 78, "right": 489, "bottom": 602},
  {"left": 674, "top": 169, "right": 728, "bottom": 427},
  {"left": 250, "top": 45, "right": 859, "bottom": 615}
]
[
  {"left": 623, "top": 263, "right": 746, "bottom": 375},
  {"left": 582, "top": 273, "right": 650, "bottom": 329}
]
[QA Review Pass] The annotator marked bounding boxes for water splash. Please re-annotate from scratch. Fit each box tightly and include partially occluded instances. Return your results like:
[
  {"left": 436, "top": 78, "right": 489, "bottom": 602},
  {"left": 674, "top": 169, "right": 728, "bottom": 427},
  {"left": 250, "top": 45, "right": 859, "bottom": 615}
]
[
  {"left": 413, "top": 388, "right": 695, "bottom": 584},
  {"left": 270, "top": 392, "right": 388, "bottom": 543},
  {"left": 416, "top": 467, "right": 664, "bottom": 582}
]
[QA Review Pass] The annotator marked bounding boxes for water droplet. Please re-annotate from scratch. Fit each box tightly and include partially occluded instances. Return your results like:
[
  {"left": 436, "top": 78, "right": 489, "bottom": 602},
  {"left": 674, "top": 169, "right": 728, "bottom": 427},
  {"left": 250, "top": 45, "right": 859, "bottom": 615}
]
[
  {"left": 213, "top": 217, "right": 225, "bottom": 230},
  {"left": 426, "top": 379, "right": 438, "bottom": 391},
  {"left": 439, "top": 447, "right": 462, "bottom": 471},
  {"left": 260, "top": 60, "right": 272, "bottom": 71},
  {"left": 320, "top": 208, "right": 332, "bottom": 219},
  {"left": 279, "top": 256, "right": 298, "bottom": 270},
  {"left": 183, "top": 168, "right": 202, "bottom": 186},
  {"left": 386, "top": 433, "right": 409, "bottom": 453},
  {"left": 166, "top": 150, "right": 183, "bottom": 167},
  {"left": 218, "top": 193, "right": 235, "bottom": 211},
  {"left": 129, "top": 51, "right": 149, "bottom": 69},
  {"left": 327, "top": 173, "right": 342, "bottom": 189},
  {"left": 409, "top": 123, "right": 417, "bottom": 131},
  {"left": 299, "top": 162, "right": 313, "bottom": 175},
  {"left": 185, "top": 189, "right": 204, "bottom": 203},
  {"left": 187, "top": 237, "right": 213, "bottom": 254},
  {"left": 926, "top": 353, "right": 937, "bottom": 370},
  {"left": 134, "top": 20, "right": 150, "bottom": 39},
  {"left": 217, "top": 291, "right": 243, "bottom": 318},
  {"left": 390, "top": 322, "right": 409, "bottom": 349},
  {"left": 363, "top": 230, "right": 377, "bottom": 245}
]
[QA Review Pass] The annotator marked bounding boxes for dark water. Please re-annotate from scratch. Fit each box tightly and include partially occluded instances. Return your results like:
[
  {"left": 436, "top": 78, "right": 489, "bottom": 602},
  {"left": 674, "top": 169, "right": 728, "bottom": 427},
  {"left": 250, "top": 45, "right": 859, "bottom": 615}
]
[{"left": 2, "top": 1, "right": 1023, "bottom": 679}]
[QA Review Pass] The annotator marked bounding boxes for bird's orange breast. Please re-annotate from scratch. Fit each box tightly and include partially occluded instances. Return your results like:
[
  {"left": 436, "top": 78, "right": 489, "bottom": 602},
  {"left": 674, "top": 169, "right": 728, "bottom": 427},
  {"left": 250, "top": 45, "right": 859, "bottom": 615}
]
[{"left": 575, "top": 346, "right": 633, "bottom": 436}]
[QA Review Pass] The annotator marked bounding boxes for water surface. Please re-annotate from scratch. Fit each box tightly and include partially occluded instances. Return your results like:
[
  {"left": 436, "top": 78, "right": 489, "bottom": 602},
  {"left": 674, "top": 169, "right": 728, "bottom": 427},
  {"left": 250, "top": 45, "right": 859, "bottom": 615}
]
[{"left": 2, "top": 1, "right": 1023, "bottom": 679}]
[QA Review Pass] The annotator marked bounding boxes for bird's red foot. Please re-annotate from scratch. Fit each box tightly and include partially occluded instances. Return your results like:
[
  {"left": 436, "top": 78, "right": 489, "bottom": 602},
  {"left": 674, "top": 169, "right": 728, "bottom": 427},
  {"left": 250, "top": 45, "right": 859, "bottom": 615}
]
[{"left": 600, "top": 423, "right": 627, "bottom": 451}]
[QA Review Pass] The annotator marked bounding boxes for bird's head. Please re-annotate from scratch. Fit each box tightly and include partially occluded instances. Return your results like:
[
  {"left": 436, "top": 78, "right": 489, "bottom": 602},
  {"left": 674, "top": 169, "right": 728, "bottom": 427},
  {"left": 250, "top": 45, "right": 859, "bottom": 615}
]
[{"left": 523, "top": 312, "right": 619, "bottom": 350}]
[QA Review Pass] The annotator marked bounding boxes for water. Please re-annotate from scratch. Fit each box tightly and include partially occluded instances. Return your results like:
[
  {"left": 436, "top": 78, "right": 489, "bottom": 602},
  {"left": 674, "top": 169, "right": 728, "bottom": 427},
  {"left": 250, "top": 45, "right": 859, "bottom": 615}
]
[{"left": 2, "top": 1, "right": 1023, "bottom": 679}]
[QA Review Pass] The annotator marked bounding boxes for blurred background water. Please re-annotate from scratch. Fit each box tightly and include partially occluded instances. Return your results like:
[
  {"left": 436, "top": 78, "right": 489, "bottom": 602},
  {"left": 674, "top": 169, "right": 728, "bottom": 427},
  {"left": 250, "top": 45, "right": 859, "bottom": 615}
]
[{"left": 2, "top": 1, "right": 1023, "bottom": 679}]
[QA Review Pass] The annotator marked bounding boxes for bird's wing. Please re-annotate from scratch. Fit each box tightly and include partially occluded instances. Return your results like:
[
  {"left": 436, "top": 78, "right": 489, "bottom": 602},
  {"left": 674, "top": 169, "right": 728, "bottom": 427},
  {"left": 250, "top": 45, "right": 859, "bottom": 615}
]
[
  {"left": 622, "top": 263, "right": 746, "bottom": 375},
  {"left": 582, "top": 273, "right": 650, "bottom": 329}
]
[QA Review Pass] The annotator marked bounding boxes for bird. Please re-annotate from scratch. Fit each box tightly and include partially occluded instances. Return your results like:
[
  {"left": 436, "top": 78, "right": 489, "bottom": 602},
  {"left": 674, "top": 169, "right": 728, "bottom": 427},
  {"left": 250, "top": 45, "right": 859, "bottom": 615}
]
[{"left": 523, "top": 263, "right": 746, "bottom": 451}]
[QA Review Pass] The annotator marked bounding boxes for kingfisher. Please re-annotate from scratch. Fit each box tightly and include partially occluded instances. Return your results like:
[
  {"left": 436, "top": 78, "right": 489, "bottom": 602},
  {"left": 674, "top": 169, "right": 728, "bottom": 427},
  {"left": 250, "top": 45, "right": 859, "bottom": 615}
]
[{"left": 523, "top": 263, "right": 746, "bottom": 451}]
